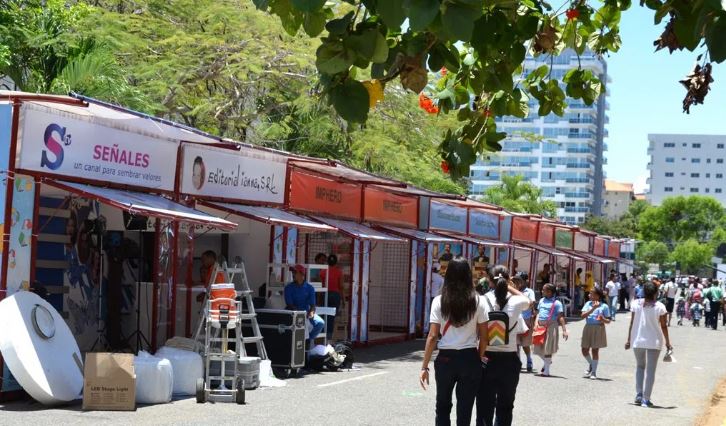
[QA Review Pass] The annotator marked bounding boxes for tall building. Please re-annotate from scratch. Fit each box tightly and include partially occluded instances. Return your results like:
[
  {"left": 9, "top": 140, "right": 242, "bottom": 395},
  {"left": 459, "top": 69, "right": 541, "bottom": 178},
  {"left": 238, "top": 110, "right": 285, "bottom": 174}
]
[
  {"left": 469, "top": 49, "right": 609, "bottom": 225},
  {"left": 602, "top": 180, "right": 634, "bottom": 219},
  {"left": 647, "top": 134, "right": 726, "bottom": 205}
]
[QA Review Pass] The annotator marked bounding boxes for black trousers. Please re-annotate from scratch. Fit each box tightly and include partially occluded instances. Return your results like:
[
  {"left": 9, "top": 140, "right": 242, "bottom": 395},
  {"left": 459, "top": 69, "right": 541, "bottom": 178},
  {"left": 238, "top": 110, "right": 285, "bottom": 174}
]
[
  {"left": 476, "top": 351, "right": 522, "bottom": 426},
  {"left": 435, "top": 348, "right": 482, "bottom": 426},
  {"left": 711, "top": 301, "right": 721, "bottom": 330}
]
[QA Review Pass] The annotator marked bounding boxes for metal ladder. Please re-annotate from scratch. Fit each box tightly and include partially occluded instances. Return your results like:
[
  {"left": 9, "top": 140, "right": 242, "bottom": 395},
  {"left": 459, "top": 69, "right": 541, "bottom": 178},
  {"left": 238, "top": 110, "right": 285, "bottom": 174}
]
[{"left": 193, "top": 262, "right": 268, "bottom": 360}]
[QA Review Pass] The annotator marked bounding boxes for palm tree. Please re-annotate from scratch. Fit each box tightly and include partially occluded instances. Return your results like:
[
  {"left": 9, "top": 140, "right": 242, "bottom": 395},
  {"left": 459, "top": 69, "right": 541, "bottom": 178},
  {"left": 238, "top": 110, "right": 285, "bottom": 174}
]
[{"left": 482, "top": 174, "right": 557, "bottom": 217}]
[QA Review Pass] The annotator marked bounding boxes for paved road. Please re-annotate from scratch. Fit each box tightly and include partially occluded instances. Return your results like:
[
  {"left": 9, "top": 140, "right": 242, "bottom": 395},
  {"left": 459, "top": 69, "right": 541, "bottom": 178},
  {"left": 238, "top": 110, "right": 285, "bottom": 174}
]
[{"left": 2, "top": 312, "right": 725, "bottom": 425}]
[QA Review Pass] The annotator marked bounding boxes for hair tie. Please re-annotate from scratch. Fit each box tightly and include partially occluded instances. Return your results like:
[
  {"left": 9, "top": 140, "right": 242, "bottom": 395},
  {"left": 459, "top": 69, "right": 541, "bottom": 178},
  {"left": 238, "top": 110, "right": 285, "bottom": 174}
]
[{"left": 496, "top": 274, "right": 503, "bottom": 279}]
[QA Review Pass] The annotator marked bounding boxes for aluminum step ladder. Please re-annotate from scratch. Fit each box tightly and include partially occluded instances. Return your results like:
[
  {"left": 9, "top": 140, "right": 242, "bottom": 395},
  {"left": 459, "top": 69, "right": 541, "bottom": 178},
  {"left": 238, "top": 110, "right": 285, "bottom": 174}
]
[{"left": 193, "top": 262, "right": 268, "bottom": 360}]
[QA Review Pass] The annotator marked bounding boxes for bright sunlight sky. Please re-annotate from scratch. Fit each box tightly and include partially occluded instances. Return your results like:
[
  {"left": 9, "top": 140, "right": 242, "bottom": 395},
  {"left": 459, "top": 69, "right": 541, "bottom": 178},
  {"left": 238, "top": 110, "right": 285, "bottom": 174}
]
[{"left": 605, "top": 6, "right": 726, "bottom": 193}]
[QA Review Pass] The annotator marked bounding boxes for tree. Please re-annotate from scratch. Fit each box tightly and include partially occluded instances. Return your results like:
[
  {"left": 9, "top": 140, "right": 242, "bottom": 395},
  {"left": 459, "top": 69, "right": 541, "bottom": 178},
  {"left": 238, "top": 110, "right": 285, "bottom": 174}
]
[
  {"left": 480, "top": 174, "right": 556, "bottom": 217},
  {"left": 638, "top": 196, "right": 725, "bottom": 245},
  {"left": 253, "top": 0, "right": 726, "bottom": 178},
  {"left": 669, "top": 239, "right": 714, "bottom": 274},
  {"left": 636, "top": 240, "right": 670, "bottom": 266},
  {"left": 0, "top": 0, "right": 148, "bottom": 109},
  {"left": 581, "top": 199, "right": 648, "bottom": 237},
  {"left": 82, "top": 1, "right": 465, "bottom": 194}
]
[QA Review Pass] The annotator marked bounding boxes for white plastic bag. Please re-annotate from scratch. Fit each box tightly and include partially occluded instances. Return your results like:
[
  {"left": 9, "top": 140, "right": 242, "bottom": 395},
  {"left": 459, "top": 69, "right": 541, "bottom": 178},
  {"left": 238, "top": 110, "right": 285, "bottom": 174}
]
[
  {"left": 134, "top": 351, "right": 173, "bottom": 404},
  {"left": 156, "top": 346, "right": 203, "bottom": 396},
  {"left": 259, "top": 359, "right": 286, "bottom": 388}
]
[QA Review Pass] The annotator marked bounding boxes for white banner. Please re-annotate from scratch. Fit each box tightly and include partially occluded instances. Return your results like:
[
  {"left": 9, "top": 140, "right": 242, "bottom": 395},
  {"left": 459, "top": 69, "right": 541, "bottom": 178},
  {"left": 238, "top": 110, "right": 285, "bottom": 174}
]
[
  {"left": 17, "top": 103, "right": 178, "bottom": 191},
  {"left": 180, "top": 143, "right": 286, "bottom": 204}
]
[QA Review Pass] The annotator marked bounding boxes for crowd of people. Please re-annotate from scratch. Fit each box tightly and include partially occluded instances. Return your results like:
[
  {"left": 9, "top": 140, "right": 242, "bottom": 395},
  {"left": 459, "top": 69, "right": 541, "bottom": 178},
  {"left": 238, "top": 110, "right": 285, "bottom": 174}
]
[{"left": 418, "top": 258, "right": 692, "bottom": 426}]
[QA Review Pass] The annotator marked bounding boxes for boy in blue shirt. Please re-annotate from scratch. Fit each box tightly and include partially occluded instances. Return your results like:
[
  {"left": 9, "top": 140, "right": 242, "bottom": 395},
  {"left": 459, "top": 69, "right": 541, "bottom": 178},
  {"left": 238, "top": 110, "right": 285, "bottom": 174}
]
[{"left": 284, "top": 264, "right": 325, "bottom": 347}]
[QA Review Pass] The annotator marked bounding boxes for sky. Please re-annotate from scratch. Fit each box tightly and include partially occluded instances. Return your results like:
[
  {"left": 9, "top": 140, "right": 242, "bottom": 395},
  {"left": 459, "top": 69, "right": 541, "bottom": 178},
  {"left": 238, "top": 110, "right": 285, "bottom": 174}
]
[{"left": 604, "top": 7, "right": 726, "bottom": 193}]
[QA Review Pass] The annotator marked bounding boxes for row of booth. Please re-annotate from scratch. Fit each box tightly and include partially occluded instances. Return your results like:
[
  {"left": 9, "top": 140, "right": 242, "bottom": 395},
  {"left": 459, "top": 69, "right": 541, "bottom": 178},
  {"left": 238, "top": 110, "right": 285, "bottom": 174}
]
[{"left": 0, "top": 91, "right": 630, "bottom": 397}]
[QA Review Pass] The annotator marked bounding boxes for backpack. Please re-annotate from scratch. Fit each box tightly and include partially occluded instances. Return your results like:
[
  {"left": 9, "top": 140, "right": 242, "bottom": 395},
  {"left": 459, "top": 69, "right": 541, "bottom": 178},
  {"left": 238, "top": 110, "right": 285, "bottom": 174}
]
[
  {"left": 484, "top": 295, "right": 517, "bottom": 346},
  {"left": 334, "top": 340, "right": 354, "bottom": 370}
]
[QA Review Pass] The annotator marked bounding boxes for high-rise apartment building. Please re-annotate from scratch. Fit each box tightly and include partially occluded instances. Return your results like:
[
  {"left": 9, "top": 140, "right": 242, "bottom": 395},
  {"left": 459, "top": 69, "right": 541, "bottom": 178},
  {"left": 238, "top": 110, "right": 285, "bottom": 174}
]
[
  {"left": 469, "top": 50, "right": 609, "bottom": 225},
  {"left": 647, "top": 134, "right": 726, "bottom": 205}
]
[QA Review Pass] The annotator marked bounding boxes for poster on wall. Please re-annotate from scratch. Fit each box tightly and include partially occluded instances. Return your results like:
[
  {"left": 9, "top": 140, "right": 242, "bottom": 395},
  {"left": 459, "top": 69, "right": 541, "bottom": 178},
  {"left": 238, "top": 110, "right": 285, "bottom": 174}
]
[
  {"left": 180, "top": 144, "right": 286, "bottom": 204},
  {"left": 5, "top": 175, "right": 35, "bottom": 295},
  {"left": 17, "top": 102, "right": 178, "bottom": 191},
  {"left": 285, "top": 228, "right": 298, "bottom": 264}
]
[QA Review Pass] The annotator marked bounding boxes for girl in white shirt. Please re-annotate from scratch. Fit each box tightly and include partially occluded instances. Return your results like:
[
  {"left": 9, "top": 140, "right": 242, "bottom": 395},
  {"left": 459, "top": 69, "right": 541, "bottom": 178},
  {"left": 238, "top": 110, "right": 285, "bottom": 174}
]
[
  {"left": 420, "top": 257, "right": 488, "bottom": 426},
  {"left": 476, "top": 266, "right": 529, "bottom": 426},
  {"left": 626, "top": 282, "right": 673, "bottom": 408}
]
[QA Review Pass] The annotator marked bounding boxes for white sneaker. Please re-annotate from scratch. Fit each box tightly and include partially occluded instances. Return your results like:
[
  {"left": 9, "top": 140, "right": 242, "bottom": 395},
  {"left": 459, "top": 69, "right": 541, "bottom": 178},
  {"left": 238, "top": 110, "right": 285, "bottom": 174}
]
[
  {"left": 583, "top": 371, "right": 592, "bottom": 378},
  {"left": 590, "top": 374, "right": 598, "bottom": 380}
]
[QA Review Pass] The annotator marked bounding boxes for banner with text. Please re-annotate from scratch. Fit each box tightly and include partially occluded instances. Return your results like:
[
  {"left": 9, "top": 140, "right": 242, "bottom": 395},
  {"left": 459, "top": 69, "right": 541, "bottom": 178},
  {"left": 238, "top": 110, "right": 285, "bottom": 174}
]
[
  {"left": 538, "top": 223, "right": 555, "bottom": 247},
  {"left": 468, "top": 209, "right": 499, "bottom": 239},
  {"left": 363, "top": 187, "right": 418, "bottom": 228},
  {"left": 555, "top": 228, "right": 574, "bottom": 249},
  {"left": 593, "top": 237, "right": 606, "bottom": 256},
  {"left": 180, "top": 144, "right": 286, "bottom": 204},
  {"left": 288, "top": 170, "right": 362, "bottom": 220},
  {"left": 17, "top": 103, "right": 177, "bottom": 191},
  {"left": 429, "top": 200, "right": 467, "bottom": 234},
  {"left": 608, "top": 240, "right": 620, "bottom": 259}
]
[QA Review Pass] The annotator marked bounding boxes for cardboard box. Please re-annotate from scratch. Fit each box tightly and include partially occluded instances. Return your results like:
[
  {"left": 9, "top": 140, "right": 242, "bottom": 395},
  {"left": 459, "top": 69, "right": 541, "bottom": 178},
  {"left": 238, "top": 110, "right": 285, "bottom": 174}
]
[{"left": 82, "top": 353, "right": 136, "bottom": 411}]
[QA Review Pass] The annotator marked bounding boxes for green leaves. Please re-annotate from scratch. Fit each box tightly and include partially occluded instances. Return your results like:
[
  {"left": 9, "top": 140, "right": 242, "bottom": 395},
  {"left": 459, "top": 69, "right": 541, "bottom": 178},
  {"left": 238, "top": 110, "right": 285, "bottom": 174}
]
[
  {"left": 705, "top": 12, "right": 726, "bottom": 62},
  {"left": 406, "top": 0, "right": 441, "bottom": 31},
  {"left": 316, "top": 39, "right": 355, "bottom": 74},
  {"left": 563, "top": 69, "right": 602, "bottom": 105},
  {"left": 344, "top": 28, "right": 389, "bottom": 63},
  {"left": 441, "top": 0, "right": 484, "bottom": 41},
  {"left": 330, "top": 79, "right": 370, "bottom": 123},
  {"left": 377, "top": 0, "right": 407, "bottom": 29},
  {"left": 290, "top": 0, "right": 325, "bottom": 12}
]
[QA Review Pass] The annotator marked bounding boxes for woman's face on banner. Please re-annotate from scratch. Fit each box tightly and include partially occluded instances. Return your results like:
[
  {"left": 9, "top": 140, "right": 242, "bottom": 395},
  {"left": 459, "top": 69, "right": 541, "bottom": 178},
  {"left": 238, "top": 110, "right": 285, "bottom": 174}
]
[{"left": 192, "top": 162, "right": 203, "bottom": 189}]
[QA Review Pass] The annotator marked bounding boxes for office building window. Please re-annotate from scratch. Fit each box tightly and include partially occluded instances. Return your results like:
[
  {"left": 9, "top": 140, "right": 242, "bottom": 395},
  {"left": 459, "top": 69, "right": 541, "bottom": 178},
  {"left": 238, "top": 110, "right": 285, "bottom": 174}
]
[
  {"left": 665, "top": 172, "right": 674, "bottom": 177},
  {"left": 665, "top": 157, "right": 675, "bottom": 163},
  {"left": 664, "top": 187, "right": 673, "bottom": 192},
  {"left": 706, "top": 188, "right": 710, "bottom": 193},
  {"left": 682, "top": 143, "right": 687, "bottom": 146},
  {"left": 718, "top": 144, "right": 724, "bottom": 149},
  {"left": 692, "top": 158, "right": 701, "bottom": 163},
  {"left": 664, "top": 142, "right": 675, "bottom": 148},
  {"left": 717, "top": 188, "right": 723, "bottom": 193},
  {"left": 706, "top": 174, "right": 711, "bottom": 178},
  {"left": 690, "top": 188, "right": 699, "bottom": 193},
  {"left": 707, "top": 159, "right": 712, "bottom": 163},
  {"left": 717, "top": 174, "right": 724, "bottom": 178},
  {"left": 718, "top": 159, "right": 724, "bottom": 164},
  {"left": 691, "top": 173, "right": 700, "bottom": 178},
  {"left": 693, "top": 143, "right": 701, "bottom": 148}
]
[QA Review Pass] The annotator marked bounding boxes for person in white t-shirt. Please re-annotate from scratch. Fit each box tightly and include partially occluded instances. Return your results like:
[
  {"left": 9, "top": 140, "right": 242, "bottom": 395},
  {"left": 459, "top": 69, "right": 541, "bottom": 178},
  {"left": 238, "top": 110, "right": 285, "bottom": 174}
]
[
  {"left": 605, "top": 274, "right": 620, "bottom": 321},
  {"left": 476, "top": 265, "right": 529, "bottom": 426},
  {"left": 420, "top": 257, "right": 488, "bottom": 426},
  {"left": 663, "top": 278, "right": 679, "bottom": 326},
  {"left": 626, "top": 282, "right": 673, "bottom": 408}
]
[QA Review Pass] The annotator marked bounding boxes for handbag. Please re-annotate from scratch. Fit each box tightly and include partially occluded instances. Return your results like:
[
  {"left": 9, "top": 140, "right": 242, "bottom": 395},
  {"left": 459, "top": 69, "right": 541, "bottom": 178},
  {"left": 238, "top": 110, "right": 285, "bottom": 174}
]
[{"left": 532, "top": 300, "right": 557, "bottom": 346}]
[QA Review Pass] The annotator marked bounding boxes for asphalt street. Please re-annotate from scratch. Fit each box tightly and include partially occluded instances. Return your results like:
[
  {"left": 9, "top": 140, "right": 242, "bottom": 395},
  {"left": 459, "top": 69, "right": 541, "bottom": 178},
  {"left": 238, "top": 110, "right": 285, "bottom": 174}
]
[{"left": 2, "top": 309, "right": 725, "bottom": 425}]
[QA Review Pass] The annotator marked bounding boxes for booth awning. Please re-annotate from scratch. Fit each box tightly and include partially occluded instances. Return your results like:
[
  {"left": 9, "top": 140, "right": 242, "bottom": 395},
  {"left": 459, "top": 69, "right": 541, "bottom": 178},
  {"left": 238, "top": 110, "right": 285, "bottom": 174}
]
[
  {"left": 377, "top": 226, "right": 458, "bottom": 243},
  {"left": 45, "top": 180, "right": 237, "bottom": 230},
  {"left": 202, "top": 202, "right": 335, "bottom": 231},
  {"left": 559, "top": 248, "right": 616, "bottom": 264},
  {"left": 312, "top": 217, "right": 404, "bottom": 242},
  {"left": 436, "top": 232, "right": 511, "bottom": 248}
]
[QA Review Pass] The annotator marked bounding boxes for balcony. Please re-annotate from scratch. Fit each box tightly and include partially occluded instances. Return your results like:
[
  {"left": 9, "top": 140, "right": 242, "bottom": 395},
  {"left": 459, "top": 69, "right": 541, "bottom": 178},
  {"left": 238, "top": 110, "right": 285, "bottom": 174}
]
[
  {"left": 564, "top": 207, "right": 591, "bottom": 213},
  {"left": 564, "top": 192, "right": 592, "bottom": 198},
  {"left": 565, "top": 178, "right": 591, "bottom": 183},
  {"left": 566, "top": 163, "right": 591, "bottom": 169}
]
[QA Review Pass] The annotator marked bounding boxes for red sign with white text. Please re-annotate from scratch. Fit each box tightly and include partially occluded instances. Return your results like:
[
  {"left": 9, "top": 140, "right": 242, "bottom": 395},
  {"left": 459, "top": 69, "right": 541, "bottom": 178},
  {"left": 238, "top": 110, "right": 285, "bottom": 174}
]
[
  {"left": 594, "top": 237, "right": 606, "bottom": 256},
  {"left": 608, "top": 241, "right": 620, "bottom": 259},
  {"left": 288, "top": 169, "right": 362, "bottom": 220},
  {"left": 363, "top": 187, "right": 418, "bottom": 228}
]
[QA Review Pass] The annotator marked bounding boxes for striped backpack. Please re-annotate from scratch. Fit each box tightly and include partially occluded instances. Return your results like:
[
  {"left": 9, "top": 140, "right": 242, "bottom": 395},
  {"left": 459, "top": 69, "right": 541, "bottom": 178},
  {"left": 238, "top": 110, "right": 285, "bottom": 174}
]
[{"left": 484, "top": 295, "right": 517, "bottom": 346}]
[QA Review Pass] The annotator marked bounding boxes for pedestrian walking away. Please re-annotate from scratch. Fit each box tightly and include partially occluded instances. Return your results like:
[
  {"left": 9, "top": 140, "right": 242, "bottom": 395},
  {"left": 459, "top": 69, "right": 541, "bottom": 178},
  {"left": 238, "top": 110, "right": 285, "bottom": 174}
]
[
  {"left": 605, "top": 274, "right": 620, "bottom": 321},
  {"left": 626, "top": 282, "right": 673, "bottom": 408},
  {"left": 676, "top": 296, "right": 686, "bottom": 326},
  {"left": 476, "top": 266, "right": 529, "bottom": 426},
  {"left": 533, "top": 284, "right": 568, "bottom": 377},
  {"left": 515, "top": 273, "right": 536, "bottom": 373},
  {"left": 420, "top": 257, "right": 489, "bottom": 426},
  {"left": 581, "top": 287, "right": 611, "bottom": 380},
  {"left": 706, "top": 280, "right": 722, "bottom": 330},
  {"left": 663, "top": 278, "right": 679, "bottom": 327}
]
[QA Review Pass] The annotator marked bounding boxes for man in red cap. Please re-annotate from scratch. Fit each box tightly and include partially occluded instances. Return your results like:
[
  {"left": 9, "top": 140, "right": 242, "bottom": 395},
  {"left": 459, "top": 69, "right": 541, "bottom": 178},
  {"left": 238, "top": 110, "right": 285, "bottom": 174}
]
[{"left": 284, "top": 264, "right": 324, "bottom": 346}]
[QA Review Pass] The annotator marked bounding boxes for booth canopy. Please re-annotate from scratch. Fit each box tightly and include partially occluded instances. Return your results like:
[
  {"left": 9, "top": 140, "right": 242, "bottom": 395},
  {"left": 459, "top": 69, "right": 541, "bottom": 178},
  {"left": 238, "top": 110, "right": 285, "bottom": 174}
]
[
  {"left": 515, "top": 242, "right": 581, "bottom": 259},
  {"left": 312, "top": 216, "right": 404, "bottom": 242},
  {"left": 377, "top": 225, "right": 458, "bottom": 243},
  {"left": 45, "top": 180, "right": 237, "bottom": 230},
  {"left": 436, "top": 231, "right": 510, "bottom": 248},
  {"left": 202, "top": 202, "right": 335, "bottom": 231}
]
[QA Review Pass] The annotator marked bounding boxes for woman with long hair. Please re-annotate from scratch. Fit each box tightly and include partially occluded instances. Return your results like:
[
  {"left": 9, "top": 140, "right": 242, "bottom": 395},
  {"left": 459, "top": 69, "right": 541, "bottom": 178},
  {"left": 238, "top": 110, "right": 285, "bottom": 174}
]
[
  {"left": 476, "top": 265, "right": 528, "bottom": 426},
  {"left": 626, "top": 282, "right": 673, "bottom": 408},
  {"left": 534, "top": 283, "right": 569, "bottom": 377},
  {"left": 580, "top": 287, "right": 610, "bottom": 380},
  {"left": 420, "top": 257, "right": 489, "bottom": 426}
]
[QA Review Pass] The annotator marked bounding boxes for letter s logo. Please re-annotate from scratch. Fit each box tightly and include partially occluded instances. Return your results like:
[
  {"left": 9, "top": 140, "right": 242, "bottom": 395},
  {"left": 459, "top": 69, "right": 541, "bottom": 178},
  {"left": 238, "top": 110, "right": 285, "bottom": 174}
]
[{"left": 41, "top": 124, "right": 65, "bottom": 170}]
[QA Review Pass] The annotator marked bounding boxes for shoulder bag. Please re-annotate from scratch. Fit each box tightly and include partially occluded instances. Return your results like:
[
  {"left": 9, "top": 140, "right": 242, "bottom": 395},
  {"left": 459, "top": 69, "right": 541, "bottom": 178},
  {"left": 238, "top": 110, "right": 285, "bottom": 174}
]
[{"left": 532, "top": 300, "right": 557, "bottom": 346}]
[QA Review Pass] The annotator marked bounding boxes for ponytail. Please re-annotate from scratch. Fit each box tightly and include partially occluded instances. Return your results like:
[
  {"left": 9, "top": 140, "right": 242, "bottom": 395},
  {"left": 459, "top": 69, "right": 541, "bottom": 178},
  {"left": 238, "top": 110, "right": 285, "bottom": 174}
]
[{"left": 490, "top": 264, "right": 510, "bottom": 309}]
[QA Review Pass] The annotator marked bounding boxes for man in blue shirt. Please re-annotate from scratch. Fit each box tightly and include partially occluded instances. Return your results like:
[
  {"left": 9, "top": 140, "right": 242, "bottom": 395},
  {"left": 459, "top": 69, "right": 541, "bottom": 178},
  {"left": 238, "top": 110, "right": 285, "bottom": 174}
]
[{"left": 284, "top": 265, "right": 325, "bottom": 346}]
